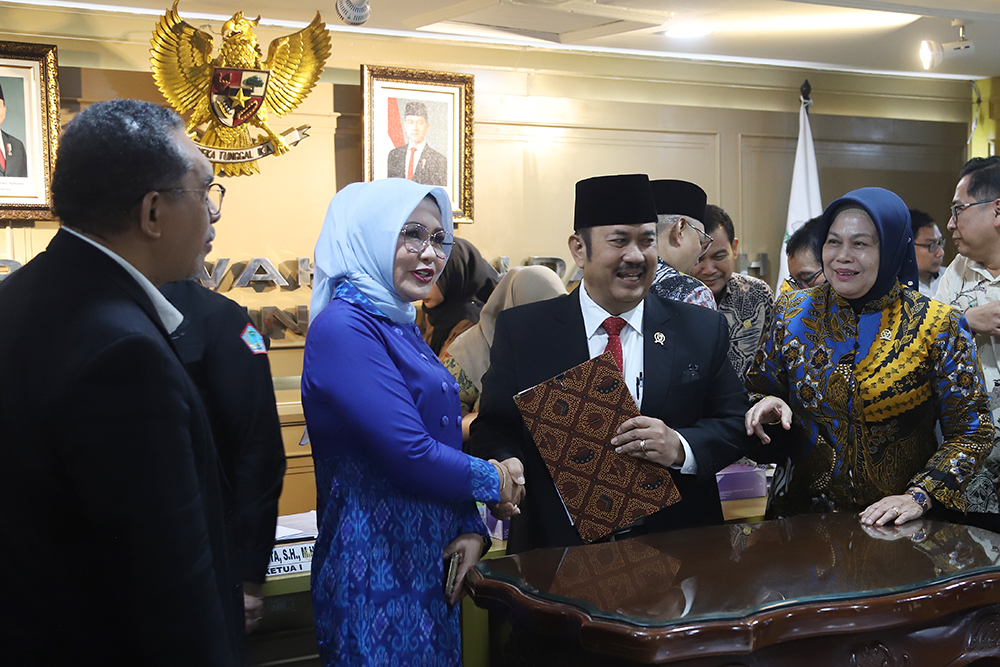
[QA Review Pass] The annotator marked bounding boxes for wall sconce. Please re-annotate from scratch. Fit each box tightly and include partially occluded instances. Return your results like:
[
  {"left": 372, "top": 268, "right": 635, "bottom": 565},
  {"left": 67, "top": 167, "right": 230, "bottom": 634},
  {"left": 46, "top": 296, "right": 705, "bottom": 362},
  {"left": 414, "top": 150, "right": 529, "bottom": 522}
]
[
  {"left": 920, "top": 20, "right": 974, "bottom": 70},
  {"left": 336, "top": 0, "right": 371, "bottom": 25}
]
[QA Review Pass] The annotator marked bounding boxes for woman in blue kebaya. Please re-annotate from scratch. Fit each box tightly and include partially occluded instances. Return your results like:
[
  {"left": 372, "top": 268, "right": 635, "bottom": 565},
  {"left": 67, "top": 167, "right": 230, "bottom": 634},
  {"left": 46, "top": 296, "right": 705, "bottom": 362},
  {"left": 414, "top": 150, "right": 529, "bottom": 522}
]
[{"left": 303, "top": 178, "right": 522, "bottom": 666}]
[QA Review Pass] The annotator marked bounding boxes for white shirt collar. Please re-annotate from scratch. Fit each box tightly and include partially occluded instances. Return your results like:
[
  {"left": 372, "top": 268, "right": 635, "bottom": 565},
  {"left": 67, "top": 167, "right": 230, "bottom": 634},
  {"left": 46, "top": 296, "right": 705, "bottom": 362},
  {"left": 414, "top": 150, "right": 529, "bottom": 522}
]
[
  {"left": 62, "top": 226, "right": 184, "bottom": 334},
  {"left": 578, "top": 280, "right": 644, "bottom": 337}
]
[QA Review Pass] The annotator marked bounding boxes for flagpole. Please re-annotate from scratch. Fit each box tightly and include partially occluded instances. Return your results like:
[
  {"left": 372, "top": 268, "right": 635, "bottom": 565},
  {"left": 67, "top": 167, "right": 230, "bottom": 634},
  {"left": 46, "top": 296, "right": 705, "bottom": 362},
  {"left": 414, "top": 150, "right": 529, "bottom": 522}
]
[{"left": 776, "top": 79, "right": 824, "bottom": 291}]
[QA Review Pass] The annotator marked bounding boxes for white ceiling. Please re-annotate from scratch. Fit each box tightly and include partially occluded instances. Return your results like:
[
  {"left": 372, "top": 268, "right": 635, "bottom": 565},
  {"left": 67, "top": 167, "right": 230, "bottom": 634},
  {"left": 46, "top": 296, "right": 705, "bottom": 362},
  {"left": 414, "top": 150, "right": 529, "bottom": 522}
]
[{"left": 25, "top": 0, "right": 1000, "bottom": 79}]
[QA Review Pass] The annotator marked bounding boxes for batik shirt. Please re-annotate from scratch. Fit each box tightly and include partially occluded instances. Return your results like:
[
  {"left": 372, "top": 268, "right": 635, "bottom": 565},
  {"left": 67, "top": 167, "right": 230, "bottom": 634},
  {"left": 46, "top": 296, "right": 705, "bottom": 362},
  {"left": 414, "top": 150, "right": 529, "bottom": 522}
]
[
  {"left": 651, "top": 259, "right": 717, "bottom": 310},
  {"left": 745, "top": 282, "right": 992, "bottom": 516},
  {"left": 935, "top": 254, "right": 1000, "bottom": 512},
  {"left": 716, "top": 273, "right": 774, "bottom": 377}
]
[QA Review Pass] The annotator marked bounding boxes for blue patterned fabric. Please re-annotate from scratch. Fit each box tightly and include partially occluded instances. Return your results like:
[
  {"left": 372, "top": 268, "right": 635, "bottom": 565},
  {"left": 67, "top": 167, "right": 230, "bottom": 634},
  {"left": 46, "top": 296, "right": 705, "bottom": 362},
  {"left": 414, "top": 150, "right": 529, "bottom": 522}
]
[{"left": 304, "top": 284, "right": 498, "bottom": 666}]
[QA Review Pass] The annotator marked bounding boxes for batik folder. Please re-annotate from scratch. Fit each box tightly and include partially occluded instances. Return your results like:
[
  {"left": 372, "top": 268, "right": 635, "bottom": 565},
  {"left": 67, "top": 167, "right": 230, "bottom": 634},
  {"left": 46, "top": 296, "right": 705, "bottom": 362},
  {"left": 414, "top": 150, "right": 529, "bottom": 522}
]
[{"left": 514, "top": 351, "right": 681, "bottom": 543}]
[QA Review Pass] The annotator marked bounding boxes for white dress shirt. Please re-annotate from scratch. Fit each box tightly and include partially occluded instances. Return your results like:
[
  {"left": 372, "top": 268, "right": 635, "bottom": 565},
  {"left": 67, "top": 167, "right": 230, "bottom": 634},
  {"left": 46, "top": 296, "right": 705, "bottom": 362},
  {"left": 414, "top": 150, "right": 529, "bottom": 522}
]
[
  {"left": 578, "top": 281, "right": 697, "bottom": 474},
  {"left": 62, "top": 226, "right": 184, "bottom": 334}
]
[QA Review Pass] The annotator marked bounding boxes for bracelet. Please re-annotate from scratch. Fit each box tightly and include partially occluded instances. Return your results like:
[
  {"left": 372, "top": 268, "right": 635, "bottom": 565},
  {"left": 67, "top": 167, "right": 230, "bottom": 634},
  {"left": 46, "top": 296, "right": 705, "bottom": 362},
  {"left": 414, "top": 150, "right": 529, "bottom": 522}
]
[
  {"left": 907, "top": 488, "right": 930, "bottom": 512},
  {"left": 494, "top": 462, "right": 507, "bottom": 494}
]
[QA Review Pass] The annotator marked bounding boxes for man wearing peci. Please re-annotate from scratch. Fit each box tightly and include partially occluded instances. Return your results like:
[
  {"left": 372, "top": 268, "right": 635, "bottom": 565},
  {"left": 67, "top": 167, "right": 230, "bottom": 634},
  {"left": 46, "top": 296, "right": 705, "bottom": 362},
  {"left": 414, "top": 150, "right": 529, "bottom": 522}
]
[
  {"left": 387, "top": 101, "right": 447, "bottom": 186},
  {"left": 0, "top": 81, "right": 27, "bottom": 178},
  {"left": 0, "top": 99, "right": 238, "bottom": 666},
  {"left": 470, "top": 173, "right": 753, "bottom": 555}
]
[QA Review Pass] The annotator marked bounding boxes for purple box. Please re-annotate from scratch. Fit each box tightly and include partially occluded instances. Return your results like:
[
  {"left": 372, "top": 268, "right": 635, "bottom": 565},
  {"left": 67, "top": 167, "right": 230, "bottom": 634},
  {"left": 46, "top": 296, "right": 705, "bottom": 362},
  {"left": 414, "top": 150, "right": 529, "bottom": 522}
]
[
  {"left": 715, "top": 463, "right": 768, "bottom": 501},
  {"left": 486, "top": 513, "right": 509, "bottom": 540}
]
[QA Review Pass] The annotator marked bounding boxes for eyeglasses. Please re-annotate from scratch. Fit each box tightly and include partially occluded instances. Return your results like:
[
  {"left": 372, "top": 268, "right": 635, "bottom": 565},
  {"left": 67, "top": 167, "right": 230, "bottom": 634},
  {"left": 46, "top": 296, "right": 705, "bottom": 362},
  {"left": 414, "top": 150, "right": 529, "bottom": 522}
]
[
  {"left": 160, "top": 182, "right": 226, "bottom": 214},
  {"left": 787, "top": 268, "right": 824, "bottom": 290},
  {"left": 950, "top": 198, "right": 996, "bottom": 221},
  {"left": 687, "top": 222, "right": 713, "bottom": 256},
  {"left": 399, "top": 222, "right": 453, "bottom": 260},
  {"left": 914, "top": 239, "right": 945, "bottom": 253}
]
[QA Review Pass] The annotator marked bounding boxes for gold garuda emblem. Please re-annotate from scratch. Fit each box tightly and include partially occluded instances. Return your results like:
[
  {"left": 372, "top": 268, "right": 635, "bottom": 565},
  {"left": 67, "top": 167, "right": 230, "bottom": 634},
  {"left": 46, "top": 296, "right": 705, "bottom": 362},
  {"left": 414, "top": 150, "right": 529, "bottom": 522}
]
[{"left": 150, "top": 1, "right": 331, "bottom": 176}]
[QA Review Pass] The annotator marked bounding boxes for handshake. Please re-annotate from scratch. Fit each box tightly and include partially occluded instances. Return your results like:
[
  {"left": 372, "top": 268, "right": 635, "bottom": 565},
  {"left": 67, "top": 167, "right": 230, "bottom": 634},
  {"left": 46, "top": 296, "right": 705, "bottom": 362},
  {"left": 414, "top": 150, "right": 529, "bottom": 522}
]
[{"left": 487, "top": 457, "right": 526, "bottom": 520}]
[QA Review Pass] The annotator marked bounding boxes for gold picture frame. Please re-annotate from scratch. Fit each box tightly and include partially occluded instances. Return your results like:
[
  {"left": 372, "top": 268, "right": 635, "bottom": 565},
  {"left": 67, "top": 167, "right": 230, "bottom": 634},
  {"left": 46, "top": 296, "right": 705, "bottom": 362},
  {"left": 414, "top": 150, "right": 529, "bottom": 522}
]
[
  {"left": 0, "top": 41, "right": 59, "bottom": 220},
  {"left": 362, "top": 65, "right": 474, "bottom": 223}
]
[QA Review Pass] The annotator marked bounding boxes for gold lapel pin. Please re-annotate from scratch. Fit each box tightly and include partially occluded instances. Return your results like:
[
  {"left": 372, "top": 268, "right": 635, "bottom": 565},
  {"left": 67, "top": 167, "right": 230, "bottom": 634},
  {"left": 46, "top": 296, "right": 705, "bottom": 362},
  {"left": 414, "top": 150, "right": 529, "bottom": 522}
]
[{"left": 654, "top": 332, "right": 666, "bottom": 346}]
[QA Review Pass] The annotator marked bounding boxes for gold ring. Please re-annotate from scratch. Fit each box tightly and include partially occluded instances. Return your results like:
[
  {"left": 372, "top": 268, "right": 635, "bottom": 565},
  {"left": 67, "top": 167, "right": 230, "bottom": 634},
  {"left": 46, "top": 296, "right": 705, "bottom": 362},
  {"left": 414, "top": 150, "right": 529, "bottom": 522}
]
[
  {"left": 892, "top": 507, "right": 900, "bottom": 516},
  {"left": 640, "top": 439, "right": 647, "bottom": 453}
]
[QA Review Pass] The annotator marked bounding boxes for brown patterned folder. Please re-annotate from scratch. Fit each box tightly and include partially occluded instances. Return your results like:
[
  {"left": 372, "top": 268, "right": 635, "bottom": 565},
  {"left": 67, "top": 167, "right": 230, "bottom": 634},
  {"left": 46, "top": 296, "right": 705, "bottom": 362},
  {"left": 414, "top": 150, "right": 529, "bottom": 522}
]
[{"left": 514, "top": 351, "right": 681, "bottom": 543}]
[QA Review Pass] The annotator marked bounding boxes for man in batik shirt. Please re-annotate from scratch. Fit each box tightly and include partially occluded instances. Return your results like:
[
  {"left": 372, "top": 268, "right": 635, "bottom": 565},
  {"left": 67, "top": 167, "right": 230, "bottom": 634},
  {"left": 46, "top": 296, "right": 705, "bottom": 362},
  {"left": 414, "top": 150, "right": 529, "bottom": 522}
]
[{"left": 649, "top": 179, "right": 716, "bottom": 310}]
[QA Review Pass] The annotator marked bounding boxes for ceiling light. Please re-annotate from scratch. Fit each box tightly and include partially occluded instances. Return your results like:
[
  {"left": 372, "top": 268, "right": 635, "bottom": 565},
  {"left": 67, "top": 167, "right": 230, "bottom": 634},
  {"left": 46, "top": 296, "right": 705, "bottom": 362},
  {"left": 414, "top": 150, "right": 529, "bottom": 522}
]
[
  {"left": 920, "top": 20, "right": 974, "bottom": 70},
  {"left": 665, "top": 24, "right": 712, "bottom": 39},
  {"left": 336, "top": 0, "right": 370, "bottom": 26}
]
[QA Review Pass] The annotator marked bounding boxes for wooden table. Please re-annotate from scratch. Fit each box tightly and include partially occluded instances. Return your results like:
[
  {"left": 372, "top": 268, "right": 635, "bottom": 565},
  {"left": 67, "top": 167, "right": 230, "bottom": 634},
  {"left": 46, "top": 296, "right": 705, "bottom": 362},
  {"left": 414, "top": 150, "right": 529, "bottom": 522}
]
[{"left": 468, "top": 513, "right": 1000, "bottom": 666}]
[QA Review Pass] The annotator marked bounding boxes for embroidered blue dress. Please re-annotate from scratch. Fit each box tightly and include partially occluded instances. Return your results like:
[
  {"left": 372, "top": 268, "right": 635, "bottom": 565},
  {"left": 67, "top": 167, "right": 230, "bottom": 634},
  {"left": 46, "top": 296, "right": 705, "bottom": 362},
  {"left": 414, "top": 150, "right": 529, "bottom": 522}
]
[{"left": 303, "top": 284, "right": 499, "bottom": 666}]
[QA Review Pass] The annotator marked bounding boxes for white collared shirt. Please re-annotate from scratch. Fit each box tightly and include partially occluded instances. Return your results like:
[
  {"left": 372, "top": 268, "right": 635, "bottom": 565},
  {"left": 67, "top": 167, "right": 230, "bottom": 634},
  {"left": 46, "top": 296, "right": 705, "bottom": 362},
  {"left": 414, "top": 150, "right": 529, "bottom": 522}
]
[
  {"left": 579, "top": 280, "right": 697, "bottom": 474},
  {"left": 62, "top": 226, "right": 184, "bottom": 334},
  {"left": 406, "top": 140, "right": 427, "bottom": 176}
]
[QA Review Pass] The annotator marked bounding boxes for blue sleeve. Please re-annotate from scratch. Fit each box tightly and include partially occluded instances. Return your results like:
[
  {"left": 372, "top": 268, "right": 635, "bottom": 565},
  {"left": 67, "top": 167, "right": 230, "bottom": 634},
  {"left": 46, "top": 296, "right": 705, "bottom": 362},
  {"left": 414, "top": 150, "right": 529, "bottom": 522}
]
[{"left": 303, "top": 306, "right": 500, "bottom": 505}]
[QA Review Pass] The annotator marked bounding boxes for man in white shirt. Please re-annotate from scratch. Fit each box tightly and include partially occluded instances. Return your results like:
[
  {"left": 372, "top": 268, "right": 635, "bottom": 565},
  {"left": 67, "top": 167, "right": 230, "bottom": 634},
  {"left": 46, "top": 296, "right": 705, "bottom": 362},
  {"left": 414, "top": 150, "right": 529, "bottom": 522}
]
[
  {"left": 386, "top": 101, "right": 447, "bottom": 186},
  {"left": 910, "top": 208, "right": 945, "bottom": 299},
  {"left": 0, "top": 99, "right": 238, "bottom": 666},
  {"left": 471, "top": 173, "right": 753, "bottom": 554},
  {"left": 935, "top": 155, "right": 1000, "bottom": 517}
]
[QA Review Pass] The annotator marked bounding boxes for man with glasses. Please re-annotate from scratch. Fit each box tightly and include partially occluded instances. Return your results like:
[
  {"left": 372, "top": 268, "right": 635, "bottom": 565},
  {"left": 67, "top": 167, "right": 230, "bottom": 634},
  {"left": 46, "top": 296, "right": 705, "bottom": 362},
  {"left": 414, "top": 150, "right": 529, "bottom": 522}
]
[
  {"left": 781, "top": 216, "right": 827, "bottom": 294},
  {"left": 649, "top": 179, "right": 717, "bottom": 310},
  {"left": 0, "top": 99, "right": 237, "bottom": 666},
  {"left": 471, "top": 173, "right": 752, "bottom": 554},
  {"left": 934, "top": 155, "right": 1000, "bottom": 522},
  {"left": 910, "top": 208, "right": 946, "bottom": 299}
]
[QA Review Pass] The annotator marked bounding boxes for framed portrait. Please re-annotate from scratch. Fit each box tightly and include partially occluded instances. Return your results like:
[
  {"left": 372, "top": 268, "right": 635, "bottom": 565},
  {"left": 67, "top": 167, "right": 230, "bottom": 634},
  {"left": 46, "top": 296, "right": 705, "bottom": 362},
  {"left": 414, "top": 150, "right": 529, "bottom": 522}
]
[
  {"left": 362, "top": 65, "right": 474, "bottom": 223},
  {"left": 0, "top": 41, "right": 59, "bottom": 220}
]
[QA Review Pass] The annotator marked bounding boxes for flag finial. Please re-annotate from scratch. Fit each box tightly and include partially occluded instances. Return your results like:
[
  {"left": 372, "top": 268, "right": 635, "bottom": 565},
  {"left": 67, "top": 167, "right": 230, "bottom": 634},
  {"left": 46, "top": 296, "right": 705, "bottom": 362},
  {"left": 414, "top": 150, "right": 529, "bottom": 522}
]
[{"left": 800, "top": 79, "right": 811, "bottom": 101}]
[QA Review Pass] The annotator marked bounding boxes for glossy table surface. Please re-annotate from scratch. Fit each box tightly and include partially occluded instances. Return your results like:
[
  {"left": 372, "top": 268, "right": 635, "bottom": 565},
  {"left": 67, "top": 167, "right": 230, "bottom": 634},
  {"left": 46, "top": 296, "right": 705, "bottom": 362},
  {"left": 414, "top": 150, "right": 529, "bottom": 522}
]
[{"left": 469, "top": 513, "right": 1000, "bottom": 664}]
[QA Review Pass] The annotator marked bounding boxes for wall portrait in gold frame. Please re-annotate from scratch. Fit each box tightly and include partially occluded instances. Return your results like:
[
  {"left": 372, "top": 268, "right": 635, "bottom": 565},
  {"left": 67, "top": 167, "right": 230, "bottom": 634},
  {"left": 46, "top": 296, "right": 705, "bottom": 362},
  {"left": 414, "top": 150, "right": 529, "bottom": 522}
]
[
  {"left": 0, "top": 41, "right": 58, "bottom": 220},
  {"left": 362, "top": 65, "right": 474, "bottom": 223}
]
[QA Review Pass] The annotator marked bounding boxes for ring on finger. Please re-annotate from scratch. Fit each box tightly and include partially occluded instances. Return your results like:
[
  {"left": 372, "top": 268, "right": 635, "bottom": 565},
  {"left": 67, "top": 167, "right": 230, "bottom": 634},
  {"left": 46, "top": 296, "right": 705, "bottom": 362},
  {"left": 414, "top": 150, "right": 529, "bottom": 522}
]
[
  {"left": 639, "top": 439, "right": 647, "bottom": 453},
  {"left": 891, "top": 507, "right": 900, "bottom": 516}
]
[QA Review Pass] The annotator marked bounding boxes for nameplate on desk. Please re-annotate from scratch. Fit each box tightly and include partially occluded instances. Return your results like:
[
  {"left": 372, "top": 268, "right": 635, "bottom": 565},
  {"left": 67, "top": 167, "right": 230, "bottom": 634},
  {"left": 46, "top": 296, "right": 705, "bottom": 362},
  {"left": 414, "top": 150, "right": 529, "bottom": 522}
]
[{"left": 267, "top": 541, "right": 315, "bottom": 577}]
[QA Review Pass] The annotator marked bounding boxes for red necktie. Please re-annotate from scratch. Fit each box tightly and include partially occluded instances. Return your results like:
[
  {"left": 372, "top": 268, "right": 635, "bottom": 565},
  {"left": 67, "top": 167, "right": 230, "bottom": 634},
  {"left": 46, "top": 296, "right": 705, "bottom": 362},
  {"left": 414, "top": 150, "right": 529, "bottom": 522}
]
[
  {"left": 406, "top": 147, "right": 416, "bottom": 180},
  {"left": 603, "top": 316, "right": 627, "bottom": 372}
]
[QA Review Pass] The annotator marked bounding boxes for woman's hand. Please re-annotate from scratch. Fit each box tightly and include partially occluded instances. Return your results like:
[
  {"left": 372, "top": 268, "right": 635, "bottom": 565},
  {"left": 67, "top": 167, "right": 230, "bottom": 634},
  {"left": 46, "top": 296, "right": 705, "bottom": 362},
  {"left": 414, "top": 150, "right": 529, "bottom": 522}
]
[
  {"left": 611, "top": 416, "right": 684, "bottom": 468},
  {"left": 488, "top": 457, "right": 525, "bottom": 520},
  {"left": 859, "top": 491, "right": 928, "bottom": 527},
  {"left": 745, "top": 397, "right": 792, "bottom": 444},
  {"left": 443, "top": 533, "right": 484, "bottom": 605}
]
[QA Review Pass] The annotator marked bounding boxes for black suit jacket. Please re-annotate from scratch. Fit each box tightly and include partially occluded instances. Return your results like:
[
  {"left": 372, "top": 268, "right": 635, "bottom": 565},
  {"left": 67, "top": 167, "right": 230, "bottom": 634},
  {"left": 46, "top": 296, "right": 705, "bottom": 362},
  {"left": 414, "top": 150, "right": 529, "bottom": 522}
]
[
  {"left": 387, "top": 143, "right": 447, "bottom": 186},
  {"left": 161, "top": 279, "right": 286, "bottom": 585},
  {"left": 470, "top": 288, "right": 753, "bottom": 554},
  {"left": 1, "top": 128, "right": 27, "bottom": 177},
  {"left": 0, "top": 230, "right": 238, "bottom": 666}
]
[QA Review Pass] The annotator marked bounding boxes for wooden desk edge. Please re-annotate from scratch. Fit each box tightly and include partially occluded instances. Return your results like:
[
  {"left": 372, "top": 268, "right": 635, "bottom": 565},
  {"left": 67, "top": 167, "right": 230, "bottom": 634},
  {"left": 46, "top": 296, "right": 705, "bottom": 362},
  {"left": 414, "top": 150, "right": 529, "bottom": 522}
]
[{"left": 467, "top": 569, "right": 1000, "bottom": 663}]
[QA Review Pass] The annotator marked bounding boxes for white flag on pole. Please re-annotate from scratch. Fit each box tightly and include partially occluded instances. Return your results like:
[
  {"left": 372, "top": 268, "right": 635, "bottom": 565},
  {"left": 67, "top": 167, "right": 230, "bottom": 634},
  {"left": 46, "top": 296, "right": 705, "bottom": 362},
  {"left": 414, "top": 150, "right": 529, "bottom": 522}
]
[{"left": 776, "top": 96, "right": 823, "bottom": 290}]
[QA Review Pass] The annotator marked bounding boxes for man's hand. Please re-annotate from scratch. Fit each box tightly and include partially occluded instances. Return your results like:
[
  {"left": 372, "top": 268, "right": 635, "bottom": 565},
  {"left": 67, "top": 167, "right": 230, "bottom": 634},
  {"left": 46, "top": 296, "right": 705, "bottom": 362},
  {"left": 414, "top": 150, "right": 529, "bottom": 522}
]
[
  {"left": 487, "top": 457, "right": 525, "bottom": 520},
  {"left": 243, "top": 581, "right": 264, "bottom": 633},
  {"left": 611, "top": 416, "right": 683, "bottom": 468},
  {"left": 963, "top": 302, "right": 1000, "bottom": 336},
  {"left": 745, "top": 397, "right": 792, "bottom": 444}
]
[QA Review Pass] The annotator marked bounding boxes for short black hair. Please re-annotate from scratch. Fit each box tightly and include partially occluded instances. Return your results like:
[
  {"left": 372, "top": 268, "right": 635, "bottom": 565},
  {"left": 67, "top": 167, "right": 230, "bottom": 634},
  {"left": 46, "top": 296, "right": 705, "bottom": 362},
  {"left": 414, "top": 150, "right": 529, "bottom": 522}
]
[
  {"left": 960, "top": 156, "right": 1000, "bottom": 202},
  {"left": 908, "top": 208, "right": 935, "bottom": 236},
  {"left": 786, "top": 215, "right": 824, "bottom": 262},
  {"left": 703, "top": 204, "right": 735, "bottom": 245},
  {"left": 577, "top": 226, "right": 593, "bottom": 260},
  {"left": 52, "top": 99, "right": 190, "bottom": 235}
]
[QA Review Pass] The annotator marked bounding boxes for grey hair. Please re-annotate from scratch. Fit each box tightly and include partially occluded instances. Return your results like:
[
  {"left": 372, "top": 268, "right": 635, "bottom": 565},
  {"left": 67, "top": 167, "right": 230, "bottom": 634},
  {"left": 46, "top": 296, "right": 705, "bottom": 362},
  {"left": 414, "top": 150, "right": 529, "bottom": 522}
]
[{"left": 656, "top": 214, "right": 683, "bottom": 236}]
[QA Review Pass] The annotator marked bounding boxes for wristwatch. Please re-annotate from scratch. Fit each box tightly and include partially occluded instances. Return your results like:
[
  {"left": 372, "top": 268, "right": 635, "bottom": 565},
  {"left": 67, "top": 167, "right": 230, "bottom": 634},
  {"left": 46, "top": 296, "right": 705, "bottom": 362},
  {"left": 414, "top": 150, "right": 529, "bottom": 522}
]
[{"left": 907, "top": 488, "right": 930, "bottom": 512}]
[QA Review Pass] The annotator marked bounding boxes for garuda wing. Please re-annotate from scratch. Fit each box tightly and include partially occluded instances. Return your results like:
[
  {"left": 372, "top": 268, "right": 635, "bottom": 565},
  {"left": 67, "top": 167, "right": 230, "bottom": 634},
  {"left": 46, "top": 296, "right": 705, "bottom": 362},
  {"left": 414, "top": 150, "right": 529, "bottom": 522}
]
[
  {"left": 262, "top": 13, "right": 331, "bottom": 117},
  {"left": 151, "top": 0, "right": 214, "bottom": 117}
]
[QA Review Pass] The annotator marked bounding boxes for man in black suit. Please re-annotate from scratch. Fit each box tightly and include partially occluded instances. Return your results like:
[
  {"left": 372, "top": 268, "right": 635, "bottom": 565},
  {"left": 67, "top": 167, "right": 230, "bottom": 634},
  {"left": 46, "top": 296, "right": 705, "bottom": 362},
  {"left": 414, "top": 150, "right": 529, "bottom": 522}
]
[
  {"left": 0, "top": 81, "right": 27, "bottom": 177},
  {"left": 387, "top": 101, "right": 447, "bottom": 186},
  {"left": 0, "top": 99, "right": 238, "bottom": 666},
  {"left": 470, "top": 174, "right": 752, "bottom": 555}
]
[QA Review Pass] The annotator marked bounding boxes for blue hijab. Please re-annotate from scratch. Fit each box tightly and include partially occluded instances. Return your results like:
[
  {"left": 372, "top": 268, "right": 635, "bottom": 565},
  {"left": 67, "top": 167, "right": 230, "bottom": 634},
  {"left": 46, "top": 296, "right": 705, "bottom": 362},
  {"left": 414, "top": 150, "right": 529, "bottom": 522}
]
[
  {"left": 820, "top": 187, "right": 918, "bottom": 309},
  {"left": 311, "top": 178, "right": 453, "bottom": 323}
]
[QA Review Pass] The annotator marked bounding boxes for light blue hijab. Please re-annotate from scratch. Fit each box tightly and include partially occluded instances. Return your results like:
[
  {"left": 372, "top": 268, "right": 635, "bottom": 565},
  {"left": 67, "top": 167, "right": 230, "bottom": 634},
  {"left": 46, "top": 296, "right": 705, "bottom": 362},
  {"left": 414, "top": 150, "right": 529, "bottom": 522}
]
[{"left": 311, "top": 178, "right": 453, "bottom": 324}]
